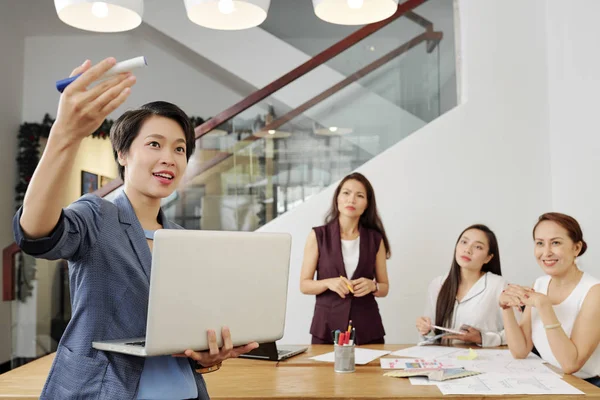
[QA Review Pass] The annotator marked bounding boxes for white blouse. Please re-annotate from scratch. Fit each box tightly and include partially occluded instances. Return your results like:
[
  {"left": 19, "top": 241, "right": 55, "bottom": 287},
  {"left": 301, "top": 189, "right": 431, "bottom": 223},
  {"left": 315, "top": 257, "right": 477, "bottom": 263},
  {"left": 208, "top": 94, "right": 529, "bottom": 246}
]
[
  {"left": 531, "top": 272, "right": 600, "bottom": 379},
  {"left": 422, "top": 272, "right": 508, "bottom": 347},
  {"left": 341, "top": 237, "right": 360, "bottom": 278}
]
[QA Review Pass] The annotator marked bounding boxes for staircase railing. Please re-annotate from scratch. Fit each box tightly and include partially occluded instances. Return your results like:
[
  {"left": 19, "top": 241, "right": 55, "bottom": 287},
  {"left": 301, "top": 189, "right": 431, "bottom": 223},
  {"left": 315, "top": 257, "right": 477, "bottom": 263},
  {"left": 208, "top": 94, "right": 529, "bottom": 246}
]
[{"left": 3, "top": 0, "right": 434, "bottom": 299}]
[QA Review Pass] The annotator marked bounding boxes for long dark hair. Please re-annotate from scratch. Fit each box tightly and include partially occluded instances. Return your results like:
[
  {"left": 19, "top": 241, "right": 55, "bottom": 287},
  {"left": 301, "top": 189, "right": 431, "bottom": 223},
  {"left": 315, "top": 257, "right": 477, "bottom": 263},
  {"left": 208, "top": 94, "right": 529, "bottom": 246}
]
[
  {"left": 434, "top": 224, "right": 501, "bottom": 332},
  {"left": 325, "top": 172, "right": 391, "bottom": 258}
]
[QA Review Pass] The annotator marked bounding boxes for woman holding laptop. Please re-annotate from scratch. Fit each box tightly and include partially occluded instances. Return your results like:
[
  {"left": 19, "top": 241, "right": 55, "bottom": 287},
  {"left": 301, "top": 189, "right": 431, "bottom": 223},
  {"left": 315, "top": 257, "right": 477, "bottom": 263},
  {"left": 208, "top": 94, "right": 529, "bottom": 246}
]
[
  {"left": 300, "top": 172, "right": 391, "bottom": 345},
  {"left": 13, "top": 58, "right": 257, "bottom": 399},
  {"left": 415, "top": 224, "right": 507, "bottom": 347}
]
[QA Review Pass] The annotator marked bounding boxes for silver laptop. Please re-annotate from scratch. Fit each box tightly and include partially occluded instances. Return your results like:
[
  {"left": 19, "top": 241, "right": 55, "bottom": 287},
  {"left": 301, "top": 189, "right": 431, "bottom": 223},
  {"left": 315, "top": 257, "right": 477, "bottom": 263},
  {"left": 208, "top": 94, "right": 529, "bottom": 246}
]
[{"left": 92, "top": 229, "right": 291, "bottom": 357}]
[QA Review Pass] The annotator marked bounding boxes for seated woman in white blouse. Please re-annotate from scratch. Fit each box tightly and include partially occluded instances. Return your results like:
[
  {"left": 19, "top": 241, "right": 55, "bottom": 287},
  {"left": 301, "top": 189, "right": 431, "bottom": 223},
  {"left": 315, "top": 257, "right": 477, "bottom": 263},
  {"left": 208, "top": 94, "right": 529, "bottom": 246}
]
[
  {"left": 501, "top": 213, "right": 600, "bottom": 387},
  {"left": 416, "top": 224, "right": 507, "bottom": 347}
]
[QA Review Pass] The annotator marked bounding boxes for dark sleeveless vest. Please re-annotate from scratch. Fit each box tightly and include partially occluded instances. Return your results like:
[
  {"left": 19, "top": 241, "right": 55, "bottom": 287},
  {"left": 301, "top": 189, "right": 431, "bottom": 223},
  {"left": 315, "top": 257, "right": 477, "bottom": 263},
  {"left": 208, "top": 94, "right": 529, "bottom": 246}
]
[{"left": 309, "top": 219, "right": 385, "bottom": 345}]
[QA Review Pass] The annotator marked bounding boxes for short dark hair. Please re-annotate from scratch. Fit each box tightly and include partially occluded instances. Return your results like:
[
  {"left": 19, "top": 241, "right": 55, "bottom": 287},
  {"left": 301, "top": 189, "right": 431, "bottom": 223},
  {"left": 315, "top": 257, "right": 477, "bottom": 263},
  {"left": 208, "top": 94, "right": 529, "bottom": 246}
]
[
  {"left": 533, "top": 212, "right": 587, "bottom": 256},
  {"left": 110, "top": 101, "right": 196, "bottom": 180}
]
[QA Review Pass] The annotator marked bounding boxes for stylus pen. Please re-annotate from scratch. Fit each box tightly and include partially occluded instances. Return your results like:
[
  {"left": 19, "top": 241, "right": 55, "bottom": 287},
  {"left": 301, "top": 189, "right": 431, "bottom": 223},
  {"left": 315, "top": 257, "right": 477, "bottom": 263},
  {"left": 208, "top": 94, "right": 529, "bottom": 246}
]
[{"left": 56, "top": 56, "right": 147, "bottom": 93}]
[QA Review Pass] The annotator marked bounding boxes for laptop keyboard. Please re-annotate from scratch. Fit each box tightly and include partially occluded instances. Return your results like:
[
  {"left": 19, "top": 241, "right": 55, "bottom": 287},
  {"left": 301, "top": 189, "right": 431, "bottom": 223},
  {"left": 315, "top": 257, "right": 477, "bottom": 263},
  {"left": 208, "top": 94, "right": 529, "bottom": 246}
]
[{"left": 126, "top": 341, "right": 146, "bottom": 346}]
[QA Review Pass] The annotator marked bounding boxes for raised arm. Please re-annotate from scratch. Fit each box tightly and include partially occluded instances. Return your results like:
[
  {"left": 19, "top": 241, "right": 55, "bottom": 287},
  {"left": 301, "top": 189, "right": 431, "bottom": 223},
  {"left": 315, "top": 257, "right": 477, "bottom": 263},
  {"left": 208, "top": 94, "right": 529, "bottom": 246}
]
[
  {"left": 501, "top": 284, "right": 534, "bottom": 358},
  {"left": 19, "top": 58, "right": 135, "bottom": 239}
]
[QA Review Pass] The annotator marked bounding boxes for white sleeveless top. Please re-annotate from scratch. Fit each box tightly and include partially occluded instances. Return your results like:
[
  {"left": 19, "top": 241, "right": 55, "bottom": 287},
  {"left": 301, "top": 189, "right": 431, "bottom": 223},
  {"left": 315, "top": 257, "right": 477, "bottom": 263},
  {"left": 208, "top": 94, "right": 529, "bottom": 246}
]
[
  {"left": 341, "top": 237, "right": 360, "bottom": 279},
  {"left": 531, "top": 272, "right": 600, "bottom": 379}
]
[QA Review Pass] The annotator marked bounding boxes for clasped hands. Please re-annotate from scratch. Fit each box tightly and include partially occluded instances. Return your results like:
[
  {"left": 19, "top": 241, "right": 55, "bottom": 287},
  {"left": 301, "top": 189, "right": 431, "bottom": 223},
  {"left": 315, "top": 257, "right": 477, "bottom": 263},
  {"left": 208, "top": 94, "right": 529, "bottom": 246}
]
[
  {"left": 326, "top": 276, "right": 376, "bottom": 298},
  {"left": 499, "top": 284, "right": 550, "bottom": 310}
]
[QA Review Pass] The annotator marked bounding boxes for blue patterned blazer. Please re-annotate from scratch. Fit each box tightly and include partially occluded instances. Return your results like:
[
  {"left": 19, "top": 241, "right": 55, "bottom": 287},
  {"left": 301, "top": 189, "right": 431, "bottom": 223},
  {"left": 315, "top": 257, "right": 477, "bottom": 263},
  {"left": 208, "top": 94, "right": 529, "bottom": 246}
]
[{"left": 13, "top": 192, "right": 210, "bottom": 399}]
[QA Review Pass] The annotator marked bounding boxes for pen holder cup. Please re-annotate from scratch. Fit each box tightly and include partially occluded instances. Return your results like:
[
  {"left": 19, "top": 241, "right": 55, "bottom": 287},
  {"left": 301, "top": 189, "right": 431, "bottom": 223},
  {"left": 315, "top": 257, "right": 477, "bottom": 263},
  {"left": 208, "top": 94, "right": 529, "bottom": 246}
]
[{"left": 334, "top": 344, "right": 355, "bottom": 373}]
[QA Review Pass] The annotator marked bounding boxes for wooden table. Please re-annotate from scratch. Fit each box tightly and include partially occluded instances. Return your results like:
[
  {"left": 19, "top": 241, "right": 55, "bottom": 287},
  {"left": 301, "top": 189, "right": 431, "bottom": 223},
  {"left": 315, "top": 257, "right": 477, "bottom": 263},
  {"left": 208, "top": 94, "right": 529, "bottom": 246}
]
[{"left": 1, "top": 345, "right": 599, "bottom": 399}]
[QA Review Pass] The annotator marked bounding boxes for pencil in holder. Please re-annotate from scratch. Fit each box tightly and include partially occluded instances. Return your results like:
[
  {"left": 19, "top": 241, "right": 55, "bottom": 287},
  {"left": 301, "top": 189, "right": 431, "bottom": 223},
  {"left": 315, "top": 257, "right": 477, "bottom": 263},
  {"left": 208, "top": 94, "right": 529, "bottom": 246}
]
[{"left": 334, "top": 344, "right": 355, "bottom": 373}]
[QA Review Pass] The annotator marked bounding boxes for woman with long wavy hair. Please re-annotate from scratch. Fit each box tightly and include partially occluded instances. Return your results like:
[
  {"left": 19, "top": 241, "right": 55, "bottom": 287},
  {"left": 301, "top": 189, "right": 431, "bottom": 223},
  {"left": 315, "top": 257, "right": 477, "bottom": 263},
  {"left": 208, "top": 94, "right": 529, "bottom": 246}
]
[
  {"left": 300, "top": 173, "right": 391, "bottom": 345},
  {"left": 416, "top": 224, "right": 507, "bottom": 347}
]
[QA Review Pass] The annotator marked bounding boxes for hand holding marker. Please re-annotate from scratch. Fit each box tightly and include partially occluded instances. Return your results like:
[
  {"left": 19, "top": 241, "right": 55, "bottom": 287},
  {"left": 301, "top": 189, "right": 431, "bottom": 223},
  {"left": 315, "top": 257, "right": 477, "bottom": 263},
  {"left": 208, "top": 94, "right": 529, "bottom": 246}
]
[
  {"left": 431, "top": 325, "right": 466, "bottom": 335},
  {"left": 56, "top": 56, "right": 147, "bottom": 93},
  {"left": 340, "top": 275, "right": 354, "bottom": 294}
]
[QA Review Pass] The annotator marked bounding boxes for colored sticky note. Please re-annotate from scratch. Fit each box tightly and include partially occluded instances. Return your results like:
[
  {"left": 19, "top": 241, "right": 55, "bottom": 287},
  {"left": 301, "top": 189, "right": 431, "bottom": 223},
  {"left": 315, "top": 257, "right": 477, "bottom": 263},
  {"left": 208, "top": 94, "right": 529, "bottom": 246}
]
[{"left": 457, "top": 348, "right": 478, "bottom": 360}]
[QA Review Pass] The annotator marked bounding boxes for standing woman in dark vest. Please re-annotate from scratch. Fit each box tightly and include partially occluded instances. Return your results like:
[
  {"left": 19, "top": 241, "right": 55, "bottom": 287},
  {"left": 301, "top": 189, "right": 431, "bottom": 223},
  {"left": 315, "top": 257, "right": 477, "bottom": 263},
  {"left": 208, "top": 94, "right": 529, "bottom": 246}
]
[{"left": 300, "top": 173, "right": 391, "bottom": 345}]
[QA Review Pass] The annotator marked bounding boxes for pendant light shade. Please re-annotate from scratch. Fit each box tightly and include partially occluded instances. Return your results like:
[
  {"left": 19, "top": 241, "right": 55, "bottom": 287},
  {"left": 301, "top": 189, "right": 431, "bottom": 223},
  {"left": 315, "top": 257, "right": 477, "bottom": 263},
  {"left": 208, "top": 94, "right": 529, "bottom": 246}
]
[
  {"left": 184, "top": 0, "right": 271, "bottom": 30},
  {"left": 312, "top": 0, "right": 399, "bottom": 25},
  {"left": 314, "top": 126, "right": 353, "bottom": 136},
  {"left": 54, "top": 0, "right": 143, "bottom": 32},
  {"left": 254, "top": 129, "right": 292, "bottom": 139}
]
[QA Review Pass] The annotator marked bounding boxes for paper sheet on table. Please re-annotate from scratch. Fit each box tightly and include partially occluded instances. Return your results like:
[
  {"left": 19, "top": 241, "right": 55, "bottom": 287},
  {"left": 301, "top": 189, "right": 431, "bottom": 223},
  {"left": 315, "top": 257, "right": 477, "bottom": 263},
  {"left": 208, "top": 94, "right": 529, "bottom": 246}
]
[
  {"left": 449, "top": 358, "right": 560, "bottom": 377},
  {"left": 436, "top": 373, "right": 584, "bottom": 395},
  {"left": 440, "top": 348, "right": 540, "bottom": 362},
  {"left": 310, "top": 348, "right": 391, "bottom": 365},
  {"left": 380, "top": 358, "right": 460, "bottom": 370},
  {"left": 390, "top": 346, "right": 460, "bottom": 359}
]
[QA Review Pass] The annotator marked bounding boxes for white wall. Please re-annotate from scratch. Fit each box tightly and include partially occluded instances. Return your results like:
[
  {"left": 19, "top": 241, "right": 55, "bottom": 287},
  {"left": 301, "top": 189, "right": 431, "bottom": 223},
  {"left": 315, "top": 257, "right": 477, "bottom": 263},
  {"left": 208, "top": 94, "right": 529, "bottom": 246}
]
[
  {"left": 22, "top": 33, "right": 244, "bottom": 122},
  {"left": 260, "top": 0, "right": 554, "bottom": 344},
  {"left": 0, "top": 5, "right": 25, "bottom": 364},
  {"left": 546, "top": 0, "right": 600, "bottom": 274}
]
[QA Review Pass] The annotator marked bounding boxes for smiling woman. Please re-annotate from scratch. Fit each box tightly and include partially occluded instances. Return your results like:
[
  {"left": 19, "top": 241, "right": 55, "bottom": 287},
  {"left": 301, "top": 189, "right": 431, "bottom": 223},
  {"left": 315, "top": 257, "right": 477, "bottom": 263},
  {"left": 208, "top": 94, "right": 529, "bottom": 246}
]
[
  {"left": 110, "top": 103, "right": 195, "bottom": 208},
  {"left": 13, "top": 58, "right": 257, "bottom": 399},
  {"left": 501, "top": 213, "right": 600, "bottom": 386}
]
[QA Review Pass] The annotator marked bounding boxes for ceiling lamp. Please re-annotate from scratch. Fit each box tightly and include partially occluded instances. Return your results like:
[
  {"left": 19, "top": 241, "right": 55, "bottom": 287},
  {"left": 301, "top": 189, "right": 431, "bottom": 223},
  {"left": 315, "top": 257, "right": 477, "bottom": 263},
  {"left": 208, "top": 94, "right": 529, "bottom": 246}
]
[
  {"left": 184, "top": 0, "right": 271, "bottom": 30},
  {"left": 312, "top": 0, "right": 399, "bottom": 25},
  {"left": 314, "top": 126, "right": 353, "bottom": 136},
  {"left": 54, "top": 0, "right": 143, "bottom": 32},
  {"left": 254, "top": 129, "right": 292, "bottom": 139}
]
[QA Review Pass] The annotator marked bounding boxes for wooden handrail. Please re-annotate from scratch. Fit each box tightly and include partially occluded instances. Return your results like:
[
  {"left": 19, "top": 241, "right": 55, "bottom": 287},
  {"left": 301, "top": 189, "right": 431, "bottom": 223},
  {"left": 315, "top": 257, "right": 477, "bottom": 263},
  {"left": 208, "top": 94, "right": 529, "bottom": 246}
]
[
  {"left": 3, "top": 243, "right": 20, "bottom": 301},
  {"left": 194, "top": 0, "right": 427, "bottom": 139},
  {"left": 81, "top": 0, "right": 429, "bottom": 199},
  {"left": 1, "top": 1, "right": 433, "bottom": 286},
  {"left": 263, "top": 31, "right": 443, "bottom": 132}
]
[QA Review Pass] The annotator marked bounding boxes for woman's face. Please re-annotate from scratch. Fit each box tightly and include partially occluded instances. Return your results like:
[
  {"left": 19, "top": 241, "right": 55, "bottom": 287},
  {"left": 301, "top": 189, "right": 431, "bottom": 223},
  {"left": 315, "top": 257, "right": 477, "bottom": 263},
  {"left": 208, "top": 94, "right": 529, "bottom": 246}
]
[
  {"left": 337, "top": 179, "right": 368, "bottom": 219},
  {"left": 455, "top": 229, "right": 493, "bottom": 272},
  {"left": 534, "top": 220, "right": 582, "bottom": 276},
  {"left": 119, "top": 115, "right": 188, "bottom": 200}
]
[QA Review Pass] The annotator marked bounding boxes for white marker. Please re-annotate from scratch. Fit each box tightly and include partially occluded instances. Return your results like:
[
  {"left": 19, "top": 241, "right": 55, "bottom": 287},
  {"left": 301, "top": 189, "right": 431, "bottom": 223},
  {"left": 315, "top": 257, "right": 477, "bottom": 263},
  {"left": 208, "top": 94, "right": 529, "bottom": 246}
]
[
  {"left": 431, "top": 325, "right": 466, "bottom": 335},
  {"left": 56, "top": 56, "right": 147, "bottom": 92}
]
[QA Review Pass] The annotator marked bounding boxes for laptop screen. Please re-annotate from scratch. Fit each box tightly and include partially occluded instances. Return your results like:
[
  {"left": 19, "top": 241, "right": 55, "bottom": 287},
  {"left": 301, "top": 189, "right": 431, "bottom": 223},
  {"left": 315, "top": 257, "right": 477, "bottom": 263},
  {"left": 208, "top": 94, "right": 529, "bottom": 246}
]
[{"left": 240, "top": 342, "right": 279, "bottom": 360}]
